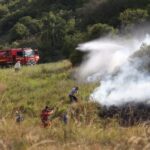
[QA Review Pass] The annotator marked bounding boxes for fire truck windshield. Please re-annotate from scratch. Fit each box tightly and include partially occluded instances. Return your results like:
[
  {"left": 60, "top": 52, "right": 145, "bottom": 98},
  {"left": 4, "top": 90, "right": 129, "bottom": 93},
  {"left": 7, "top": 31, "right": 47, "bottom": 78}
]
[{"left": 24, "top": 49, "right": 34, "bottom": 57}]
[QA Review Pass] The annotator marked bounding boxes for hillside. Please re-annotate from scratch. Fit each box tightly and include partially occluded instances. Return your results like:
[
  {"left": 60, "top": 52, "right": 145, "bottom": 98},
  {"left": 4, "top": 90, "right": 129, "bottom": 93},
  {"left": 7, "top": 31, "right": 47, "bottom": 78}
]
[
  {"left": 0, "top": 1, "right": 150, "bottom": 149},
  {"left": 0, "top": 0, "right": 150, "bottom": 64},
  {"left": 0, "top": 60, "right": 149, "bottom": 150}
]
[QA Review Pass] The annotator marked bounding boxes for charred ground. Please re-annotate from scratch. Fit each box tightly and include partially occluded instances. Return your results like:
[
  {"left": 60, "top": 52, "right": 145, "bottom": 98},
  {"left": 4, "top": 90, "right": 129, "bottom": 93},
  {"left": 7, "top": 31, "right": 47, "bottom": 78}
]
[{"left": 99, "top": 102, "right": 150, "bottom": 126}]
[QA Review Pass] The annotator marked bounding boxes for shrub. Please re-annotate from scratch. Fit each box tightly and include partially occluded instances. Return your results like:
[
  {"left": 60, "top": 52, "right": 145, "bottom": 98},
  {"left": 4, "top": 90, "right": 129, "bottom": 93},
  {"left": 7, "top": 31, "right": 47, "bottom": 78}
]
[
  {"left": 87, "top": 23, "right": 117, "bottom": 40},
  {"left": 63, "top": 31, "right": 86, "bottom": 58},
  {"left": 69, "top": 50, "right": 84, "bottom": 66},
  {"left": 19, "top": 16, "right": 43, "bottom": 34},
  {"left": 0, "top": 4, "right": 9, "bottom": 18},
  {"left": 10, "top": 22, "right": 29, "bottom": 40},
  {"left": 119, "top": 8, "right": 149, "bottom": 26},
  {"left": 19, "top": 16, "right": 32, "bottom": 25}
]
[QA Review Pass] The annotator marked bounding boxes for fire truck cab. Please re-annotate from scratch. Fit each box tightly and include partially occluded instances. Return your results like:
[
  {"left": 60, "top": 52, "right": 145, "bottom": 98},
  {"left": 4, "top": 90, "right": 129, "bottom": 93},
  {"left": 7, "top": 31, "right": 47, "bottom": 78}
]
[{"left": 0, "top": 48, "right": 40, "bottom": 66}]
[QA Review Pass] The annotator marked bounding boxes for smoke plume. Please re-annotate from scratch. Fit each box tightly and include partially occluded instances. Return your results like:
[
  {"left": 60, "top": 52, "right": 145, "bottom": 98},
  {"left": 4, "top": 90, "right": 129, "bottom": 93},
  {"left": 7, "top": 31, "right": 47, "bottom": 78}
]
[{"left": 77, "top": 34, "right": 150, "bottom": 106}]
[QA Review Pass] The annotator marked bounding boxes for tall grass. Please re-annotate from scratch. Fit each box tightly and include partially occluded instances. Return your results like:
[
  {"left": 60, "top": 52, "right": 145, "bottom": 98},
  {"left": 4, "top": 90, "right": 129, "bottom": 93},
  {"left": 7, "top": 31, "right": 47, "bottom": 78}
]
[{"left": 0, "top": 60, "right": 149, "bottom": 149}]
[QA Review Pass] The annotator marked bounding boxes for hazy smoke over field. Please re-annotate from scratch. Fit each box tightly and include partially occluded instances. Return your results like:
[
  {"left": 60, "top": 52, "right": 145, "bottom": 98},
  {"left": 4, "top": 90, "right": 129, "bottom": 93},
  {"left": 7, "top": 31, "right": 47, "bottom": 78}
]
[{"left": 77, "top": 34, "right": 150, "bottom": 106}]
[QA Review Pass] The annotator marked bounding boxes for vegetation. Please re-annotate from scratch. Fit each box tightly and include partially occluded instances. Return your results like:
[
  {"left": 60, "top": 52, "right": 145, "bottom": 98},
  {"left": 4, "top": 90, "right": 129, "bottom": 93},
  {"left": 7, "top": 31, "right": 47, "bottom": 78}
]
[
  {"left": 0, "top": 1, "right": 150, "bottom": 149},
  {"left": 0, "top": 60, "right": 149, "bottom": 149},
  {"left": 0, "top": 0, "right": 149, "bottom": 64}
]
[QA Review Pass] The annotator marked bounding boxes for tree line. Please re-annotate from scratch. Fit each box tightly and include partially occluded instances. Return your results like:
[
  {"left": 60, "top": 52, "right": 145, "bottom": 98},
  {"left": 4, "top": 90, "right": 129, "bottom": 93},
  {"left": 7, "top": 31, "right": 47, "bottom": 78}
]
[{"left": 0, "top": 0, "right": 150, "bottom": 64}]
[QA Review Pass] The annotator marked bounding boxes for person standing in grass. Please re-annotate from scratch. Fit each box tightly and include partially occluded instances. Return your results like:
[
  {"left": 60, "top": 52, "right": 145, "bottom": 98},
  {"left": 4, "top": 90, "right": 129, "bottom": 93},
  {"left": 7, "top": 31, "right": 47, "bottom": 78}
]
[
  {"left": 15, "top": 110, "right": 24, "bottom": 123},
  {"left": 41, "top": 106, "right": 54, "bottom": 127},
  {"left": 68, "top": 87, "right": 79, "bottom": 103},
  {"left": 62, "top": 112, "right": 68, "bottom": 124},
  {"left": 14, "top": 61, "right": 21, "bottom": 72}
]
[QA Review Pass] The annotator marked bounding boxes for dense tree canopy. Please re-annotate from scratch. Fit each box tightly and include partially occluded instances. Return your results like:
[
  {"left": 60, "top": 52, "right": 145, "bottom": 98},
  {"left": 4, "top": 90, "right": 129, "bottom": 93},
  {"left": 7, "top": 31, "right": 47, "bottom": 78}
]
[
  {"left": 119, "top": 8, "right": 148, "bottom": 25},
  {"left": 0, "top": 0, "right": 150, "bottom": 64}
]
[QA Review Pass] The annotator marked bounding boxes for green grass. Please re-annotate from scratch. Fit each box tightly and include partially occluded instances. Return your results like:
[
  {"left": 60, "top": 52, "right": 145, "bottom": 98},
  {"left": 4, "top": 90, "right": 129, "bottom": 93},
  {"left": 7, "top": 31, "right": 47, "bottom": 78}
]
[{"left": 0, "top": 60, "right": 149, "bottom": 150}]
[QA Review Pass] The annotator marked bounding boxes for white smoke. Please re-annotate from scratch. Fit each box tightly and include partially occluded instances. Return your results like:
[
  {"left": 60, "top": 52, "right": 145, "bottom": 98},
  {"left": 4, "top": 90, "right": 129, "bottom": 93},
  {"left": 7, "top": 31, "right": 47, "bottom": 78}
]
[{"left": 77, "top": 34, "right": 150, "bottom": 106}]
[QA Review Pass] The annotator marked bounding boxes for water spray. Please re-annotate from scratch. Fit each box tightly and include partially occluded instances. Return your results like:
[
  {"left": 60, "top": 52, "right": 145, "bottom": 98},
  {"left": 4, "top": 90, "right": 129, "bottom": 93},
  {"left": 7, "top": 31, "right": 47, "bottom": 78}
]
[{"left": 77, "top": 34, "right": 150, "bottom": 106}]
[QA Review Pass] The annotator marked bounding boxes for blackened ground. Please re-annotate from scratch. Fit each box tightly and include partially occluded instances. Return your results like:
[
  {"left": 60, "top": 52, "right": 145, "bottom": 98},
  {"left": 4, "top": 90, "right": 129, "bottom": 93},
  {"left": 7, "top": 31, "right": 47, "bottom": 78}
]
[{"left": 99, "top": 102, "right": 150, "bottom": 126}]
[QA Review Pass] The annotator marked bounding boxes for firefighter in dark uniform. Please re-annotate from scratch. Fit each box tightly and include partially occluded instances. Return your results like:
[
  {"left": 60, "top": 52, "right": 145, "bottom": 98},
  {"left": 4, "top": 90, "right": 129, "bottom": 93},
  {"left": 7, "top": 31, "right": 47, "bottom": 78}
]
[{"left": 68, "top": 87, "right": 79, "bottom": 103}]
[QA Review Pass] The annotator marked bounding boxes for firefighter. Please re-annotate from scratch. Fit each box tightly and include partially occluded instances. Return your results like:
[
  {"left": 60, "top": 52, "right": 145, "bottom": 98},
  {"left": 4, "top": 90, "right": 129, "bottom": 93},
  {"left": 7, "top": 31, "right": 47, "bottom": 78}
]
[
  {"left": 41, "top": 106, "right": 54, "bottom": 127},
  {"left": 68, "top": 87, "right": 79, "bottom": 103},
  {"left": 14, "top": 61, "right": 21, "bottom": 72},
  {"left": 15, "top": 110, "right": 24, "bottom": 123},
  {"left": 62, "top": 112, "right": 68, "bottom": 124}
]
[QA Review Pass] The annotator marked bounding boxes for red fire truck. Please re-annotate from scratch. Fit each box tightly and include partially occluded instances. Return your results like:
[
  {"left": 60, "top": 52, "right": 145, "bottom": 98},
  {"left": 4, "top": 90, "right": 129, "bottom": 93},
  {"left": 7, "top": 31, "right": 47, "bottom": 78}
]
[{"left": 0, "top": 48, "right": 40, "bottom": 66}]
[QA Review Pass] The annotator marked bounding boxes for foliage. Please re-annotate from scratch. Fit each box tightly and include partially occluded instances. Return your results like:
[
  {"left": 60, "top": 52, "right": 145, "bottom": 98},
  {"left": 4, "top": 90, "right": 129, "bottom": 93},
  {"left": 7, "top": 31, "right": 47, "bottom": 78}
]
[
  {"left": 87, "top": 23, "right": 117, "bottom": 40},
  {"left": 19, "top": 16, "right": 43, "bottom": 34},
  {"left": 0, "top": 4, "right": 9, "bottom": 18},
  {"left": 69, "top": 50, "right": 84, "bottom": 66},
  {"left": 40, "top": 12, "right": 66, "bottom": 50},
  {"left": 0, "top": 61, "right": 149, "bottom": 149},
  {"left": 0, "top": 0, "right": 150, "bottom": 64},
  {"left": 119, "top": 8, "right": 149, "bottom": 26},
  {"left": 63, "top": 31, "right": 85, "bottom": 56},
  {"left": 0, "top": 8, "right": 27, "bottom": 34},
  {"left": 0, "top": 0, "right": 149, "bottom": 148},
  {"left": 78, "top": 0, "right": 150, "bottom": 28},
  {"left": 10, "top": 22, "right": 29, "bottom": 40},
  {"left": 131, "top": 44, "right": 150, "bottom": 72}
]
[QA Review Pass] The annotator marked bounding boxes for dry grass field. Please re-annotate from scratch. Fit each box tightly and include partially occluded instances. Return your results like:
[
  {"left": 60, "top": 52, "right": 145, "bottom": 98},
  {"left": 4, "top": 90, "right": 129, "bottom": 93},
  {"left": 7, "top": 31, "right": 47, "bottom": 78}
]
[{"left": 0, "top": 60, "right": 149, "bottom": 150}]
